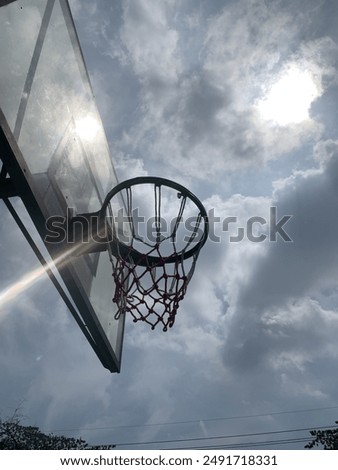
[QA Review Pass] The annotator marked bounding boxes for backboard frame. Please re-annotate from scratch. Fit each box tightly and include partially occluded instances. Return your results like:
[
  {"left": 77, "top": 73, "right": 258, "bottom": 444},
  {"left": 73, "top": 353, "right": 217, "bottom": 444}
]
[{"left": 0, "top": 0, "right": 125, "bottom": 373}]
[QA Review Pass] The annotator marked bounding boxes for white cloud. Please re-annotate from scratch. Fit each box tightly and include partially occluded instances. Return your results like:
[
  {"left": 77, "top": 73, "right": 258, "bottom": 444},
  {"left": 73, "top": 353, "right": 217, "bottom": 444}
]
[
  {"left": 120, "top": 0, "right": 181, "bottom": 85},
  {"left": 263, "top": 298, "right": 338, "bottom": 369},
  {"left": 108, "top": 0, "right": 338, "bottom": 182}
]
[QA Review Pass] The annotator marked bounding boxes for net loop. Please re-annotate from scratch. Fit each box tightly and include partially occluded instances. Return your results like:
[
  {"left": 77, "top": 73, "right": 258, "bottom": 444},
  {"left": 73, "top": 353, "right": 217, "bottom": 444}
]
[{"left": 102, "top": 177, "right": 208, "bottom": 331}]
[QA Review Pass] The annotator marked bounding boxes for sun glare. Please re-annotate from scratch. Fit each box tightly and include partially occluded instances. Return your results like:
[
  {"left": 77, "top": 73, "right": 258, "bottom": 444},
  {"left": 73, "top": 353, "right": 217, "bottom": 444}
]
[
  {"left": 75, "top": 115, "right": 100, "bottom": 141},
  {"left": 0, "top": 264, "right": 46, "bottom": 312},
  {"left": 0, "top": 244, "right": 84, "bottom": 314},
  {"left": 257, "top": 66, "right": 320, "bottom": 126}
]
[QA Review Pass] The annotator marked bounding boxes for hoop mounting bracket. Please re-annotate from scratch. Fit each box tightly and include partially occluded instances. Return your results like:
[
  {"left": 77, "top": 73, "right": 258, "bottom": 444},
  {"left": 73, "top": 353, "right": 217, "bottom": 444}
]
[{"left": 0, "top": 161, "right": 19, "bottom": 199}]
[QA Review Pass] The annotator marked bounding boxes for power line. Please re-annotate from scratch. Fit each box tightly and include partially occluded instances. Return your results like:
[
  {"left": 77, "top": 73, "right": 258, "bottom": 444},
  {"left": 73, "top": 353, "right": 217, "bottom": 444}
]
[
  {"left": 109, "top": 424, "right": 337, "bottom": 448},
  {"left": 175, "top": 436, "right": 311, "bottom": 450},
  {"left": 46, "top": 405, "right": 338, "bottom": 434}
]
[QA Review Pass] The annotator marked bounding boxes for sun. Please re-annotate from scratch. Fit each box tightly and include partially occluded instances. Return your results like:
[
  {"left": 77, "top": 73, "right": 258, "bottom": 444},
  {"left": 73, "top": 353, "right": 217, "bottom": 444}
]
[
  {"left": 256, "top": 65, "right": 320, "bottom": 126},
  {"left": 75, "top": 115, "right": 100, "bottom": 141}
]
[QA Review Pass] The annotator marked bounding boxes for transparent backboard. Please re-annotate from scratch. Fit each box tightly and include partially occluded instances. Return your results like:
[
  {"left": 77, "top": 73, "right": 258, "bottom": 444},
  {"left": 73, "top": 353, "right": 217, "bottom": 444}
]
[{"left": 0, "top": 0, "right": 124, "bottom": 372}]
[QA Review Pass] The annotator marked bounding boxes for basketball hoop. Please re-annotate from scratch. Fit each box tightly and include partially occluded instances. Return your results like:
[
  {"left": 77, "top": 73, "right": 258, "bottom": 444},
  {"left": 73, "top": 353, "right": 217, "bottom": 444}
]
[{"left": 100, "top": 177, "right": 209, "bottom": 331}]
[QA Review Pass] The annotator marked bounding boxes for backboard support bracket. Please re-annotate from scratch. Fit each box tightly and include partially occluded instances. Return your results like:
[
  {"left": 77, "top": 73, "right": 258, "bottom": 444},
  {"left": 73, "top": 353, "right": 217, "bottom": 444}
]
[{"left": 0, "top": 166, "right": 19, "bottom": 199}]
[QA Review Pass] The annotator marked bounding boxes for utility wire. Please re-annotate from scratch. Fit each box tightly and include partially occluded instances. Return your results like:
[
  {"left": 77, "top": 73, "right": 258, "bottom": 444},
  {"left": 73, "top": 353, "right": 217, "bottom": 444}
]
[
  {"left": 95, "top": 424, "right": 337, "bottom": 449},
  {"left": 46, "top": 405, "right": 338, "bottom": 434},
  {"left": 183, "top": 436, "right": 311, "bottom": 450}
]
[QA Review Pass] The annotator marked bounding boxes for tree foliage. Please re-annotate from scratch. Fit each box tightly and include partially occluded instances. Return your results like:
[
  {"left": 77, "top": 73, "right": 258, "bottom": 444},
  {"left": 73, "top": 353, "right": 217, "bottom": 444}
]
[
  {"left": 0, "top": 416, "right": 114, "bottom": 450},
  {"left": 305, "top": 421, "right": 338, "bottom": 450}
]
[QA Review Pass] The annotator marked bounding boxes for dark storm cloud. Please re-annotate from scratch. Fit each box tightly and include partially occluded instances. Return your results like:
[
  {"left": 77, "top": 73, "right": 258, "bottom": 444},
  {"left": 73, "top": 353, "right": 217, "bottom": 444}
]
[
  {"left": 181, "top": 73, "right": 229, "bottom": 145},
  {"left": 242, "top": 142, "right": 338, "bottom": 310},
  {"left": 223, "top": 140, "right": 338, "bottom": 372}
]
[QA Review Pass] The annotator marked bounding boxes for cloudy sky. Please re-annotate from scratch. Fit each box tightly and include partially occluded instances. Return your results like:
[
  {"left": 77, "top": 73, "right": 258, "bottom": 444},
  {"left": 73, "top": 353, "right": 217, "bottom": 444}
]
[{"left": 2, "top": 0, "right": 338, "bottom": 450}]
